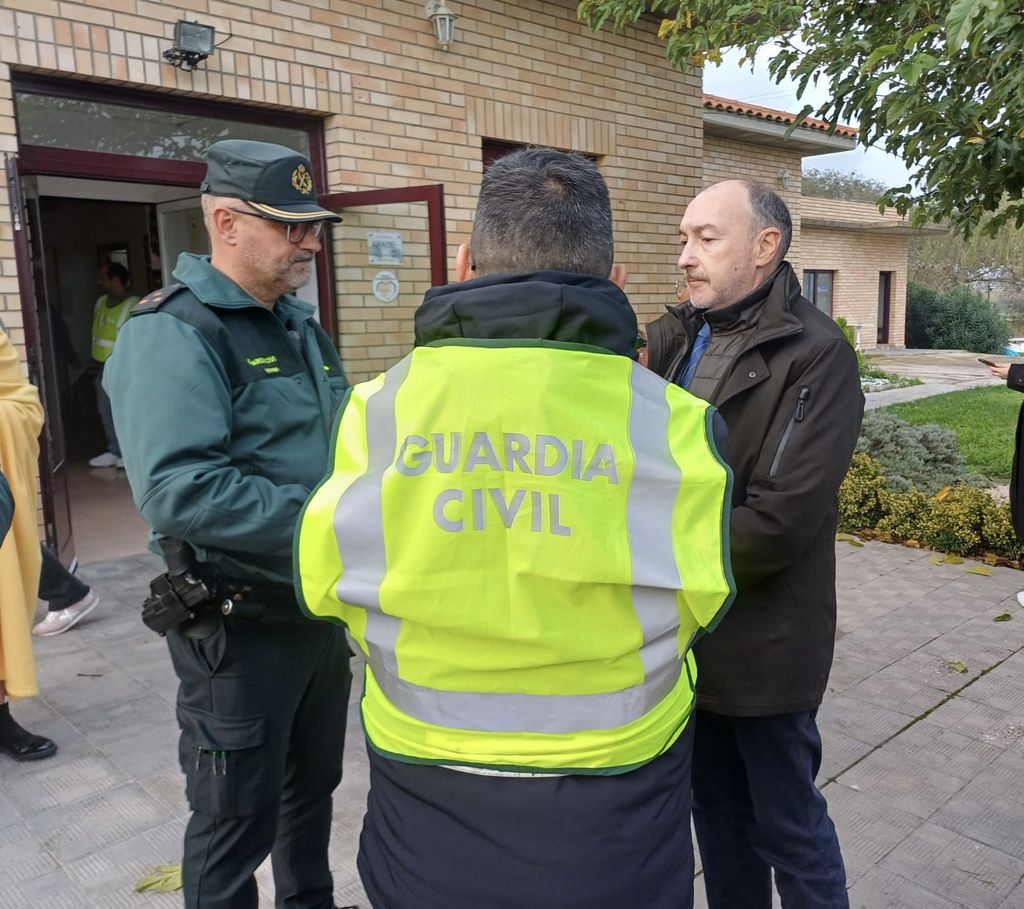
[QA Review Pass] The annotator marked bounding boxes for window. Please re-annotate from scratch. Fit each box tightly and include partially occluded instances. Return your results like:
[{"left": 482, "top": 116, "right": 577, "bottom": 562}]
[
  {"left": 14, "top": 80, "right": 313, "bottom": 162},
  {"left": 803, "top": 270, "right": 834, "bottom": 316}
]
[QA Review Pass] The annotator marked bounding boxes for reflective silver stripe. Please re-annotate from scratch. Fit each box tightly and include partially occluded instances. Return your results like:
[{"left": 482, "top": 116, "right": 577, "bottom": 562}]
[
  {"left": 335, "top": 352, "right": 691, "bottom": 735},
  {"left": 92, "top": 338, "right": 116, "bottom": 349},
  {"left": 626, "top": 362, "right": 685, "bottom": 685},
  {"left": 334, "top": 355, "right": 412, "bottom": 684}
]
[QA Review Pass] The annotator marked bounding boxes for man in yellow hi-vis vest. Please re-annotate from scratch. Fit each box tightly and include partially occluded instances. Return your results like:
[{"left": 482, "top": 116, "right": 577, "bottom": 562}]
[
  {"left": 296, "top": 148, "right": 735, "bottom": 909},
  {"left": 88, "top": 262, "right": 138, "bottom": 468}
]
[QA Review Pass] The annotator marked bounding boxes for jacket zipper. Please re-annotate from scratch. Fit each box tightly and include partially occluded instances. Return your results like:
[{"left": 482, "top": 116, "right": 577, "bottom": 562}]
[{"left": 768, "top": 387, "right": 810, "bottom": 479}]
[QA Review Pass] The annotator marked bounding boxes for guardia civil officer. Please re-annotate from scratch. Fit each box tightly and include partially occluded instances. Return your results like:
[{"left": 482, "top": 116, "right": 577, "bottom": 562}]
[
  {"left": 105, "top": 141, "right": 354, "bottom": 909},
  {"left": 295, "top": 148, "right": 735, "bottom": 909}
]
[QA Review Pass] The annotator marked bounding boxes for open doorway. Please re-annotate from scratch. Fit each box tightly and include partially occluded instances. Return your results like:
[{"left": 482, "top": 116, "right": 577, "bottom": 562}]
[{"left": 33, "top": 177, "right": 208, "bottom": 564}]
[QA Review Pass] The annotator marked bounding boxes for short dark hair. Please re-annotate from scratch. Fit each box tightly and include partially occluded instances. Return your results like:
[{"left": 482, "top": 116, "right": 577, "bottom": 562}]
[
  {"left": 104, "top": 262, "right": 130, "bottom": 286},
  {"left": 471, "top": 147, "right": 614, "bottom": 278},
  {"left": 744, "top": 182, "right": 792, "bottom": 265}
]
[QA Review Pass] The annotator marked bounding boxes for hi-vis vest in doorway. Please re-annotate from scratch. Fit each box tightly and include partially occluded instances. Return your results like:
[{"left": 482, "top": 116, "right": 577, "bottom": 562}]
[
  {"left": 296, "top": 341, "right": 735, "bottom": 774},
  {"left": 91, "top": 294, "right": 139, "bottom": 362}
]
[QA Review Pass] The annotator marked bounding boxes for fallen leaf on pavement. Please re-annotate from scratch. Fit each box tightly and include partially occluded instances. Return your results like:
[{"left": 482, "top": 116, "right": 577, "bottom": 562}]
[{"left": 135, "top": 865, "right": 182, "bottom": 893}]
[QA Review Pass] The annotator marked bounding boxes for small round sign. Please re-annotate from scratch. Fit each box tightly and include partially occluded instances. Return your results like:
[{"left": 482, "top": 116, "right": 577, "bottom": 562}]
[{"left": 372, "top": 270, "right": 400, "bottom": 303}]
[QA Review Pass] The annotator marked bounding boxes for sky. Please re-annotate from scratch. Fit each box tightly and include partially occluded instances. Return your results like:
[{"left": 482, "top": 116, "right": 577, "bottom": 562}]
[{"left": 703, "top": 48, "right": 914, "bottom": 188}]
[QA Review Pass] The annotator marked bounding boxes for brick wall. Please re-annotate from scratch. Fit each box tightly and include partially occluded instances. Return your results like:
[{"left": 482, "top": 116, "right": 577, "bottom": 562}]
[
  {"left": 0, "top": 0, "right": 706, "bottom": 382},
  {"left": 801, "top": 224, "right": 908, "bottom": 349}
]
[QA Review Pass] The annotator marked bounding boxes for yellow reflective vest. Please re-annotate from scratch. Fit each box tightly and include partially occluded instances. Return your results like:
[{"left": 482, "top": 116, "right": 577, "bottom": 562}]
[
  {"left": 296, "top": 341, "right": 734, "bottom": 773},
  {"left": 91, "top": 294, "right": 139, "bottom": 363}
]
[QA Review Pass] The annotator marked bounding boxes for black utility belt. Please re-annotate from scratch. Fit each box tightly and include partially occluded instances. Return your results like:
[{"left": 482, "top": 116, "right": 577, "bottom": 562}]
[{"left": 217, "top": 578, "right": 309, "bottom": 624}]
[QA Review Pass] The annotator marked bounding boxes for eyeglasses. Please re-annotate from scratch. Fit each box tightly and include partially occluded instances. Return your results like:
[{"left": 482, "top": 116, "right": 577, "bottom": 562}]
[{"left": 228, "top": 208, "right": 327, "bottom": 244}]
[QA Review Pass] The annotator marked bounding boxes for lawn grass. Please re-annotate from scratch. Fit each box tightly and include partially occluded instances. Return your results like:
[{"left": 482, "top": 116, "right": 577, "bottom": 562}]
[{"left": 885, "top": 385, "right": 1021, "bottom": 480}]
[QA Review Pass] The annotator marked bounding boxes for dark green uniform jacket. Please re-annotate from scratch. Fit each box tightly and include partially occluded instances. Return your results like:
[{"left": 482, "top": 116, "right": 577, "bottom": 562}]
[{"left": 104, "top": 253, "right": 348, "bottom": 585}]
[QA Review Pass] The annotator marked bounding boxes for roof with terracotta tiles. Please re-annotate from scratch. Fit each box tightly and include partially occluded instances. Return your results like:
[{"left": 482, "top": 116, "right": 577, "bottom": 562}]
[{"left": 703, "top": 94, "right": 859, "bottom": 140}]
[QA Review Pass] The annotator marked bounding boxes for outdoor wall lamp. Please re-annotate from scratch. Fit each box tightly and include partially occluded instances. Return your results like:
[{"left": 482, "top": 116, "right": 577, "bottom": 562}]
[
  {"left": 163, "top": 20, "right": 217, "bottom": 71},
  {"left": 425, "top": 1, "right": 456, "bottom": 51}
]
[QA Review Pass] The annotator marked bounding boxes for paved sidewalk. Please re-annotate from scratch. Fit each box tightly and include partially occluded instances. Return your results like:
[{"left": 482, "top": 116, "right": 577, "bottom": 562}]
[
  {"left": 865, "top": 349, "right": 1004, "bottom": 410},
  {"left": 4, "top": 540, "right": 1024, "bottom": 907}
]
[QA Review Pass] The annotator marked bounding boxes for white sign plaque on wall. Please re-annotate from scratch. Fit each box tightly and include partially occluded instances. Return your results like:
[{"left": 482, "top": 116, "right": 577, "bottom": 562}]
[
  {"left": 372, "top": 270, "right": 400, "bottom": 304},
  {"left": 368, "top": 231, "right": 404, "bottom": 265}
]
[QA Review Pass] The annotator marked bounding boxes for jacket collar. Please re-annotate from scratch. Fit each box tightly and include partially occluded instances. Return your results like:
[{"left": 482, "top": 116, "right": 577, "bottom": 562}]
[
  {"left": 172, "top": 253, "right": 315, "bottom": 321},
  {"left": 415, "top": 271, "right": 640, "bottom": 359},
  {"left": 676, "top": 262, "right": 805, "bottom": 349}
]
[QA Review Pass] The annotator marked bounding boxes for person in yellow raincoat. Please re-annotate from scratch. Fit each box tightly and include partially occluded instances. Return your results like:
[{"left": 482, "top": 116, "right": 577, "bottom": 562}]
[{"left": 0, "top": 321, "right": 56, "bottom": 761}]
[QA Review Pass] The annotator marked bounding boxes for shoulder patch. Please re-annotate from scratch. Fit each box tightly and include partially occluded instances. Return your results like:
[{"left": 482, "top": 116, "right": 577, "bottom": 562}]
[{"left": 130, "top": 284, "right": 187, "bottom": 316}]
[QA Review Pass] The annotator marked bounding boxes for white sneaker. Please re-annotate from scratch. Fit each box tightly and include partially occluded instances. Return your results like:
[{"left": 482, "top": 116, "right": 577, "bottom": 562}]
[
  {"left": 88, "top": 452, "right": 120, "bottom": 468},
  {"left": 1017, "top": 591, "right": 1024, "bottom": 609},
  {"left": 32, "top": 591, "right": 100, "bottom": 636}
]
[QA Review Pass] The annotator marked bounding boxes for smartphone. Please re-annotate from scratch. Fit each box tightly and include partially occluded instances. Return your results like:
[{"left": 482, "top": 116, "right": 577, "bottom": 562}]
[{"left": 978, "top": 357, "right": 996, "bottom": 366}]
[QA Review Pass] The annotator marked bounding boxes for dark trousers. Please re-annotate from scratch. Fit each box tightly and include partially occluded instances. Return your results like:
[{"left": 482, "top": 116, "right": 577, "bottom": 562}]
[
  {"left": 692, "top": 709, "right": 848, "bottom": 909},
  {"left": 360, "top": 718, "right": 696, "bottom": 909},
  {"left": 167, "top": 614, "right": 352, "bottom": 909},
  {"left": 38, "top": 545, "right": 89, "bottom": 613}
]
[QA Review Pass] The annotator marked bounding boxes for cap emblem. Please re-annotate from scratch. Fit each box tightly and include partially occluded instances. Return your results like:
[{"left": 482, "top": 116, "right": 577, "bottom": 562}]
[{"left": 291, "top": 164, "right": 314, "bottom": 195}]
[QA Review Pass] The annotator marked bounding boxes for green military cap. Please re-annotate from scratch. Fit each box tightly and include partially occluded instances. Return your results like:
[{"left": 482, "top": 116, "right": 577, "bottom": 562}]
[{"left": 201, "top": 139, "right": 341, "bottom": 223}]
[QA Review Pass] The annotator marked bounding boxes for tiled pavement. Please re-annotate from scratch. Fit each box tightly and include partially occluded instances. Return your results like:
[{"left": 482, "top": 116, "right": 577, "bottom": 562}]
[{"left": 5, "top": 541, "right": 1024, "bottom": 908}]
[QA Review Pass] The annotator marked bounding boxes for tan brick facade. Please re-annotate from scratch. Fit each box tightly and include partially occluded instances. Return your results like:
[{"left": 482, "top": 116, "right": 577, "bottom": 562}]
[
  {"left": 0, "top": 0, "right": 705, "bottom": 381},
  {"left": 800, "top": 197, "right": 911, "bottom": 349}
]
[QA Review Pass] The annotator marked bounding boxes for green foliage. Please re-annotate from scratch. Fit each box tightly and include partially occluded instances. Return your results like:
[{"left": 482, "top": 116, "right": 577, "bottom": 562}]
[
  {"left": 981, "top": 499, "right": 1024, "bottom": 561},
  {"left": 834, "top": 316, "right": 866, "bottom": 374},
  {"left": 909, "top": 219, "right": 1024, "bottom": 297},
  {"left": 919, "top": 485, "right": 992, "bottom": 554},
  {"left": 578, "top": 0, "right": 1024, "bottom": 237},
  {"left": 856, "top": 410, "right": 982, "bottom": 494},
  {"left": 802, "top": 169, "right": 888, "bottom": 203},
  {"left": 905, "top": 281, "right": 1009, "bottom": 353},
  {"left": 837, "top": 454, "right": 1023, "bottom": 560},
  {"left": 888, "top": 385, "right": 1019, "bottom": 479},
  {"left": 838, "top": 453, "right": 886, "bottom": 532},
  {"left": 876, "top": 488, "right": 930, "bottom": 539}
]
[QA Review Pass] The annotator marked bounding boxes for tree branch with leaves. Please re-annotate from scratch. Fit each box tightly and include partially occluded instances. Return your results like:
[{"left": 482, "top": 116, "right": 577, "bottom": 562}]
[{"left": 578, "top": 0, "right": 1024, "bottom": 237}]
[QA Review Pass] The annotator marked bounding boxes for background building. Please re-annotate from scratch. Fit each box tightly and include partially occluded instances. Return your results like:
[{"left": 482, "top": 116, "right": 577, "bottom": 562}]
[{"left": 0, "top": 1, "right": 924, "bottom": 563}]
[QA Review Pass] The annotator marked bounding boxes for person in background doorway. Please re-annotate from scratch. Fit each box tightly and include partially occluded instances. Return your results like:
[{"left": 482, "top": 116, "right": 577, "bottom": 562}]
[
  {"left": 0, "top": 320, "right": 57, "bottom": 761},
  {"left": 32, "top": 546, "right": 100, "bottom": 636},
  {"left": 89, "top": 261, "right": 139, "bottom": 468}
]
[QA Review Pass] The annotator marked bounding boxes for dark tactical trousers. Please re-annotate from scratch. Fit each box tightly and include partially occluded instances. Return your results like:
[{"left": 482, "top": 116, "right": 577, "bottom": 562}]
[{"left": 167, "top": 613, "right": 352, "bottom": 909}]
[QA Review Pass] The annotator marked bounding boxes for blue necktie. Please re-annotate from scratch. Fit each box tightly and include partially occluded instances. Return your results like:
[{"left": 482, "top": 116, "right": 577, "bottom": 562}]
[{"left": 679, "top": 323, "right": 710, "bottom": 390}]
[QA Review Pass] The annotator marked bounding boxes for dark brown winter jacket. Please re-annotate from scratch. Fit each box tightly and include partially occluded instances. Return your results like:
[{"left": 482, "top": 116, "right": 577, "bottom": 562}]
[{"left": 647, "top": 263, "right": 865, "bottom": 715}]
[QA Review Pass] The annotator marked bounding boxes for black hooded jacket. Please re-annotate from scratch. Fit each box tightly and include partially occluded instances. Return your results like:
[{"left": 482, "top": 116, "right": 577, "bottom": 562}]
[{"left": 647, "top": 263, "right": 865, "bottom": 715}]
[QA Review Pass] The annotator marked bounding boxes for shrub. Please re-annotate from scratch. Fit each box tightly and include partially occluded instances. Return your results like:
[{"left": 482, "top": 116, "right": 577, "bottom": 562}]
[
  {"left": 918, "top": 485, "right": 992, "bottom": 555},
  {"left": 906, "top": 281, "right": 1008, "bottom": 353},
  {"left": 838, "top": 453, "right": 886, "bottom": 532},
  {"left": 835, "top": 316, "right": 867, "bottom": 375},
  {"left": 981, "top": 499, "right": 1024, "bottom": 561},
  {"left": 856, "top": 410, "right": 983, "bottom": 494},
  {"left": 876, "top": 488, "right": 930, "bottom": 540}
]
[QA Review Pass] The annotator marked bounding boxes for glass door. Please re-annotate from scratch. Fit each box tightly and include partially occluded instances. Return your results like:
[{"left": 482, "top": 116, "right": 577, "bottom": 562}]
[{"left": 319, "top": 185, "right": 447, "bottom": 383}]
